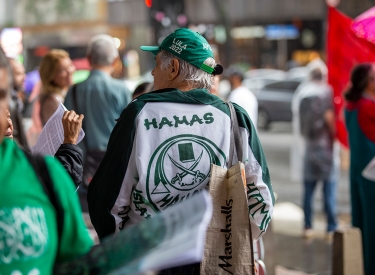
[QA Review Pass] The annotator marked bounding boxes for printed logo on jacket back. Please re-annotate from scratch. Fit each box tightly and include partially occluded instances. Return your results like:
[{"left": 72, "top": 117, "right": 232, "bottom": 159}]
[{"left": 146, "top": 134, "right": 226, "bottom": 211}]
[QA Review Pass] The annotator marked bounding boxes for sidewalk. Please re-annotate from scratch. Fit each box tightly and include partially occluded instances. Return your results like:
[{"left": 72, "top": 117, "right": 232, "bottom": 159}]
[
  {"left": 266, "top": 202, "right": 352, "bottom": 275},
  {"left": 81, "top": 196, "right": 352, "bottom": 275}
]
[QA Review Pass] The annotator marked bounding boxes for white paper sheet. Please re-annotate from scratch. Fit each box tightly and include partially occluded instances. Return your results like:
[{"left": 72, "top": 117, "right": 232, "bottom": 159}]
[
  {"left": 31, "top": 102, "right": 84, "bottom": 156},
  {"left": 362, "top": 156, "right": 375, "bottom": 181},
  {"left": 108, "top": 191, "right": 213, "bottom": 275}
]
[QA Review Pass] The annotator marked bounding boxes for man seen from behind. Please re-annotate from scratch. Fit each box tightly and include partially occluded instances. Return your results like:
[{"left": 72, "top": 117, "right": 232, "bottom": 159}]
[
  {"left": 88, "top": 28, "right": 274, "bottom": 274},
  {"left": 64, "top": 34, "right": 131, "bottom": 186}
]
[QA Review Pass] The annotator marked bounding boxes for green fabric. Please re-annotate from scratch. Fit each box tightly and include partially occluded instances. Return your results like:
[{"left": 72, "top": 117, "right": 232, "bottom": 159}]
[
  {"left": 140, "top": 28, "right": 215, "bottom": 74},
  {"left": 345, "top": 109, "right": 375, "bottom": 275},
  {"left": 88, "top": 88, "right": 273, "bottom": 240},
  {"left": 232, "top": 102, "right": 275, "bottom": 205},
  {"left": 0, "top": 139, "right": 93, "bottom": 275}
]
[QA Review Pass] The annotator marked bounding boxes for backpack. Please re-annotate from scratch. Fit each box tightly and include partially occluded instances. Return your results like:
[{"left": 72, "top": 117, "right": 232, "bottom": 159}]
[{"left": 299, "top": 95, "right": 326, "bottom": 139}]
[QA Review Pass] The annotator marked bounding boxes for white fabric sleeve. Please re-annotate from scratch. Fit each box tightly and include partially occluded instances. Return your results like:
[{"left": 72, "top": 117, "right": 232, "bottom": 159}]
[{"left": 240, "top": 128, "right": 274, "bottom": 240}]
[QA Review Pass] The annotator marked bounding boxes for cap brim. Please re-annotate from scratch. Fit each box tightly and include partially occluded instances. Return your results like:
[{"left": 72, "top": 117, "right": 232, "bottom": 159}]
[
  {"left": 213, "top": 64, "right": 224, "bottom": 76},
  {"left": 140, "top": 46, "right": 160, "bottom": 55}
]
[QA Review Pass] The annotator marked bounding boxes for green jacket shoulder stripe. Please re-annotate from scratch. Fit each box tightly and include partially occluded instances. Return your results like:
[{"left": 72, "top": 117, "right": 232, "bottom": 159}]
[{"left": 231, "top": 102, "right": 275, "bottom": 205}]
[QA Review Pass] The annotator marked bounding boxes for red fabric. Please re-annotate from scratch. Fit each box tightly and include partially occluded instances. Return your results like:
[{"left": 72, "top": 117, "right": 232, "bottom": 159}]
[
  {"left": 359, "top": 99, "right": 375, "bottom": 143},
  {"left": 326, "top": 7, "right": 375, "bottom": 147},
  {"left": 348, "top": 97, "right": 375, "bottom": 143}
]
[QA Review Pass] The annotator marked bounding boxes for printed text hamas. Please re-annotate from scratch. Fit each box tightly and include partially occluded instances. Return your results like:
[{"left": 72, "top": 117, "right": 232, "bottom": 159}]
[{"left": 144, "top": 113, "right": 214, "bottom": 130}]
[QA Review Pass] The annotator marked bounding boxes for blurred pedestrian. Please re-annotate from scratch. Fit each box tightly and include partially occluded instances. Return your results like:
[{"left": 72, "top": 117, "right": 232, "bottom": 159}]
[
  {"left": 88, "top": 28, "right": 274, "bottom": 274},
  {"left": 132, "top": 81, "right": 151, "bottom": 99},
  {"left": 345, "top": 63, "right": 375, "bottom": 275},
  {"left": 227, "top": 69, "right": 258, "bottom": 128},
  {"left": 39, "top": 49, "right": 75, "bottom": 125},
  {"left": 8, "top": 58, "right": 29, "bottom": 150},
  {"left": 26, "top": 50, "right": 75, "bottom": 147},
  {"left": 292, "top": 68, "right": 338, "bottom": 239},
  {"left": 64, "top": 34, "right": 131, "bottom": 186},
  {"left": 23, "top": 69, "right": 40, "bottom": 119}
]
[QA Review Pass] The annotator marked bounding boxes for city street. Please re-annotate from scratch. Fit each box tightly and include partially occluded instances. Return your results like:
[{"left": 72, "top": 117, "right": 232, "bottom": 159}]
[{"left": 258, "top": 122, "right": 351, "bottom": 275}]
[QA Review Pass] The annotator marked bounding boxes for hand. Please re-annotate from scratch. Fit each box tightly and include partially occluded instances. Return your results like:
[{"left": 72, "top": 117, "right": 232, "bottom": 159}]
[{"left": 62, "top": 110, "right": 84, "bottom": 144}]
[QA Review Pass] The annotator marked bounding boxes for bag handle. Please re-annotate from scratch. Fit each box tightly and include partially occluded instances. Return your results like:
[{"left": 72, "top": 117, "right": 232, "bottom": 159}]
[
  {"left": 227, "top": 102, "right": 256, "bottom": 275},
  {"left": 227, "top": 102, "right": 243, "bottom": 167}
]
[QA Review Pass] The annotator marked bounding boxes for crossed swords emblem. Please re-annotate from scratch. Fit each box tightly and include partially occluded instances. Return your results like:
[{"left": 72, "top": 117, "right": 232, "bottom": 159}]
[{"left": 168, "top": 150, "right": 206, "bottom": 186}]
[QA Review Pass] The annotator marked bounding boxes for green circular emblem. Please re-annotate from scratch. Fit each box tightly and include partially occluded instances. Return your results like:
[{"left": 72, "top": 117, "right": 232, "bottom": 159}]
[{"left": 146, "top": 134, "right": 226, "bottom": 211}]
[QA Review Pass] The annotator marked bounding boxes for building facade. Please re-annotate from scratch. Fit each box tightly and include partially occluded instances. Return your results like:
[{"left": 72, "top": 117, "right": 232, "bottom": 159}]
[{"left": 0, "top": 0, "right": 373, "bottom": 74}]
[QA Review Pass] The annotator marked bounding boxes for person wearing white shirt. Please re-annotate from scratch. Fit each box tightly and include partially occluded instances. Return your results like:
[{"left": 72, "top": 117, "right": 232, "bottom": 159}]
[{"left": 227, "top": 70, "right": 258, "bottom": 128}]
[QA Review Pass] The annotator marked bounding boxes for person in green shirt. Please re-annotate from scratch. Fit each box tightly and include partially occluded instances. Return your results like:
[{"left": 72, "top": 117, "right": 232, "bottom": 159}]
[{"left": 0, "top": 47, "right": 93, "bottom": 275}]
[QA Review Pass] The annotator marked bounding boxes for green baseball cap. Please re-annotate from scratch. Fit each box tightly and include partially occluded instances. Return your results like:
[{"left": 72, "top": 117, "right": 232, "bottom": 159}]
[{"left": 141, "top": 28, "right": 223, "bottom": 75}]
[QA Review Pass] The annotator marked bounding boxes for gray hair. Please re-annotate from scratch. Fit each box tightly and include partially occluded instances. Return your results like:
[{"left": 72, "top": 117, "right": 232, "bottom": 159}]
[
  {"left": 87, "top": 34, "right": 118, "bottom": 66},
  {"left": 158, "top": 50, "right": 215, "bottom": 90}
]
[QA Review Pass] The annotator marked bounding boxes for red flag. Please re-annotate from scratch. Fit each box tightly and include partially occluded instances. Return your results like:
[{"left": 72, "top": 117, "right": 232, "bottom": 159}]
[{"left": 327, "top": 7, "right": 375, "bottom": 147}]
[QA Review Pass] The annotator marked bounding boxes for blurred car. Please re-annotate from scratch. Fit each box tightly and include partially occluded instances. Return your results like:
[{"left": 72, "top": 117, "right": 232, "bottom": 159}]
[
  {"left": 244, "top": 68, "right": 286, "bottom": 80},
  {"left": 255, "top": 80, "right": 301, "bottom": 129},
  {"left": 243, "top": 78, "right": 278, "bottom": 94},
  {"left": 243, "top": 69, "right": 287, "bottom": 95},
  {"left": 286, "top": 66, "right": 309, "bottom": 82}
]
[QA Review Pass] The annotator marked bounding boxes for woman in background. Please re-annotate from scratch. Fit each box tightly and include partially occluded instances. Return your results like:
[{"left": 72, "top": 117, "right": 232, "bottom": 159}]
[
  {"left": 345, "top": 63, "right": 375, "bottom": 275},
  {"left": 39, "top": 49, "right": 75, "bottom": 125}
]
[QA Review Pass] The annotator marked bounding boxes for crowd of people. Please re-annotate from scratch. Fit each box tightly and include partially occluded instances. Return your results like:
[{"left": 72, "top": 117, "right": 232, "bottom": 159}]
[
  {"left": 0, "top": 29, "right": 274, "bottom": 274},
  {"left": 0, "top": 27, "right": 375, "bottom": 274}
]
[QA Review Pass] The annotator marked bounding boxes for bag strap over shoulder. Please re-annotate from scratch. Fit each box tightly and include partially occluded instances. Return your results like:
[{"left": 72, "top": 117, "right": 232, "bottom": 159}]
[
  {"left": 23, "top": 151, "right": 64, "bottom": 253},
  {"left": 227, "top": 102, "right": 243, "bottom": 167},
  {"left": 227, "top": 102, "right": 256, "bottom": 275}
]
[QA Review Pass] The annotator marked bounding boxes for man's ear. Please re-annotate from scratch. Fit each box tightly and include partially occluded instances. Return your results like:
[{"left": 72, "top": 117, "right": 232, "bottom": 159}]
[{"left": 169, "top": 58, "right": 180, "bottom": 80}]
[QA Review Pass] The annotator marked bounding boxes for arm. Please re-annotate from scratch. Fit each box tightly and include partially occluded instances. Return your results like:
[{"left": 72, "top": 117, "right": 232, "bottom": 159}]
[
  {"left": 55, "top": 144, "right": 83, "bottom": 187},
  {"left": 88, "top": 100, "right": 143, "bottom": 240},
  {"left": 55, "top": 111, "right": 84, "bottom": 187},
  {"left": 324, "top": 109, "right": 336, "bottom": 140},
  {"left": 233, "top": 104, "right": 274, "bottom": 240}
]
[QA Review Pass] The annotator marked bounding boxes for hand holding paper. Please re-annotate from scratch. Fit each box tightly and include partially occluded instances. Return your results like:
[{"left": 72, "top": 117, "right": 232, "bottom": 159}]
[
  {"left": 32, "top": 102, "right": 85, "bottom": 156},
  {"left": 62, "top": 110, "right": 84, "bottom": 144}
]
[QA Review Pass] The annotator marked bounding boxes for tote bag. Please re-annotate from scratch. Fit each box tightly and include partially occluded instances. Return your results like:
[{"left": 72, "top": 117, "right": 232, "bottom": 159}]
[{"left": 201, "top": 102, "right": 256, "bottom": 275}]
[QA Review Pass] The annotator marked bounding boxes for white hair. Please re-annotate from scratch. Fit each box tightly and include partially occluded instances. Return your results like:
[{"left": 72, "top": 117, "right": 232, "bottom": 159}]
[
  {"left": 87, "top": 34, "right": 118, "bottom": 66},
  {"left": 158, "top": 50, "right": 215, "bottom": 90}
]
